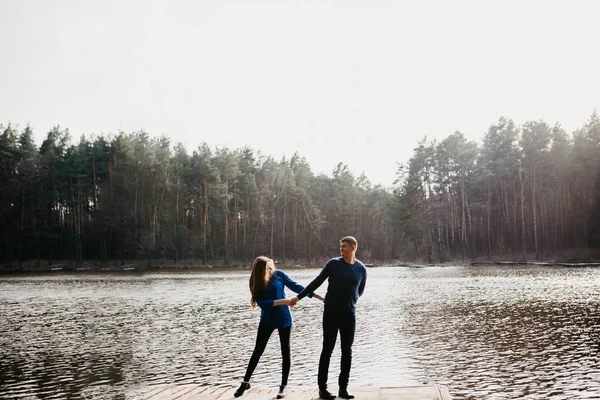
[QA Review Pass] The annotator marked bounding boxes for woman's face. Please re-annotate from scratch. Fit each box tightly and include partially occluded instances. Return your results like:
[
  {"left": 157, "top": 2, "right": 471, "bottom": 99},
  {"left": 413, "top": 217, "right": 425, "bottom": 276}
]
[{"left": 266, "top": 259, "right": 276, "bottom": 273}]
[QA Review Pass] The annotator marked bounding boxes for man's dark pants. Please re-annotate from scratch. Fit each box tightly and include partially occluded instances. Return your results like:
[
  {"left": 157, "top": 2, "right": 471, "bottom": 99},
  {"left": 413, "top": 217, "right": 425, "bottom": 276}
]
[{"left": 318, "top": 310, "right": 356, "bottom": 390}]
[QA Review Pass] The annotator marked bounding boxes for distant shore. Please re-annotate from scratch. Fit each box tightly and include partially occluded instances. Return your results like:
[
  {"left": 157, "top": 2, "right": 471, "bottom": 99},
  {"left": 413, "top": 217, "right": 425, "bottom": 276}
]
[
  {"left": 1, "top": 257, "right": 600, "bottom": 275},
  {"left": 0, "top": 259, "right": 324, "bottom": 274}
]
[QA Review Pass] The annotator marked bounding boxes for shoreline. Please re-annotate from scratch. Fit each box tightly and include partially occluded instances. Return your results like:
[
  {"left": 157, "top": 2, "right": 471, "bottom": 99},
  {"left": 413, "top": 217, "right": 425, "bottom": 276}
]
[{"left": 2, "top": 259, "right": 600, "bottom": 275}]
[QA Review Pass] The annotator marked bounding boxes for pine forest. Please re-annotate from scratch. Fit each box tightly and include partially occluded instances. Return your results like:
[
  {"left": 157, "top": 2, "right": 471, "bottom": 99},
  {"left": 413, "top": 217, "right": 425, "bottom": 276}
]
[{"left": 1, "top": 113, "right": 600, "bottom": 271}]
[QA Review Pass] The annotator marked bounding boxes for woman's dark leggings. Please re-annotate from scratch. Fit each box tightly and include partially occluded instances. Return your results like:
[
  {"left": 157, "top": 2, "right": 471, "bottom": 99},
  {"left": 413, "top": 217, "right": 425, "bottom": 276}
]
[{"left": 243, "top": 324, "right": 292, "bottom": 385}]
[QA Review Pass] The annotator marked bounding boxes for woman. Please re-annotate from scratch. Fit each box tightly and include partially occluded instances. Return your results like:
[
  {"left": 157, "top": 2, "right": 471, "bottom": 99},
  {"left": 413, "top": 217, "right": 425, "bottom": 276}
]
[{"left": 234, "top": 256, "right": 323, "bottom": 398}]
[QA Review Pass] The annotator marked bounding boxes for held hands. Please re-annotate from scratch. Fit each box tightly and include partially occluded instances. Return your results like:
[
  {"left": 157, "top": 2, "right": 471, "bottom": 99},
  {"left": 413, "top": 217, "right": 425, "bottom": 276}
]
[
  {"left": 282, "top": 298, "right": 298, "bottom": 307},
  {"left": 285, "top": 295, "right": 322, "bottom": 307}
]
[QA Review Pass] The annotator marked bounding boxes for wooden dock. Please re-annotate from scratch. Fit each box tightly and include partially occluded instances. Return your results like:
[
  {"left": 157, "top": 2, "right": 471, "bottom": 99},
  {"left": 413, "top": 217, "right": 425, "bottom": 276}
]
[{"left": 128, "top": 384, "right": 452, "bottom": 400}]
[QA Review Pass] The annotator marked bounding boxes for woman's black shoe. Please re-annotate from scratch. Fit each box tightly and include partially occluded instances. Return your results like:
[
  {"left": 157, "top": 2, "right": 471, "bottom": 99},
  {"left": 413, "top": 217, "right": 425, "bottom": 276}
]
[
  {"left": 276, "top": 385, "right": 287, "bottom": 398},
  {"left": 234, "top": 382, "right": 250, "bottom": 397}
]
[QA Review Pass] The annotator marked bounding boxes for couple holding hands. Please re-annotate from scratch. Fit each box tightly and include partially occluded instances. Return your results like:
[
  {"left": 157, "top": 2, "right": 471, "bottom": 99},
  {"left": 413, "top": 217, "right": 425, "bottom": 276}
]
[{"left": 235, "top": 236, "right": 367, "bottom": 400}]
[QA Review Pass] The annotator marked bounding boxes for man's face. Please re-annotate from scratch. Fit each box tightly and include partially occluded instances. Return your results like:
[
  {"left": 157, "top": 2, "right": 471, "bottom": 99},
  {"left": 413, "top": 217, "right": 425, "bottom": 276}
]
[{"left": 340, "top": 242, "right": 355, "bottom": 259}]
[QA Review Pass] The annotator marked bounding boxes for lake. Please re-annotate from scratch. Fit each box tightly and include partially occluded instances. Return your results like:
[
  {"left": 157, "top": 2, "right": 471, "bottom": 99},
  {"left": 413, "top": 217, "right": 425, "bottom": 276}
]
[{"left": 1, "top": 265, "right": 599, "bottom": 399}]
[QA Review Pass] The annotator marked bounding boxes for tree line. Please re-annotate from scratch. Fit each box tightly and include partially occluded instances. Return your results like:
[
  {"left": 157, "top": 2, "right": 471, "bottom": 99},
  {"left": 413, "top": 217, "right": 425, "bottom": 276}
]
[
  {"left": 0, "top": 113, "right": 599, "bottom": 271},
  {"left": 393, "top": 113, "right": 600, "bottom": 262}
]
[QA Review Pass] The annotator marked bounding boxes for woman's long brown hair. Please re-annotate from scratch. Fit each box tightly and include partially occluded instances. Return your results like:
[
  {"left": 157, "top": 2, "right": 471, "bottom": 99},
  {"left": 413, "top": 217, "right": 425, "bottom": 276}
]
[{"left": 249, "top": 256, "right": 274, "bottom": 308}]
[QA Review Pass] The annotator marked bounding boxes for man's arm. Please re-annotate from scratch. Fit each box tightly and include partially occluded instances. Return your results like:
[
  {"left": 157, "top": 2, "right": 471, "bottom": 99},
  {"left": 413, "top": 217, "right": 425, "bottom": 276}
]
[
  {"left": 277, "top": 270, "right": 314, "bottom": 298},
  {"left": 358, "top": 268, "right": 367, "bottom": 297},
  {"left": 291, "top": 263, "right": 331, "bottom": 304}
]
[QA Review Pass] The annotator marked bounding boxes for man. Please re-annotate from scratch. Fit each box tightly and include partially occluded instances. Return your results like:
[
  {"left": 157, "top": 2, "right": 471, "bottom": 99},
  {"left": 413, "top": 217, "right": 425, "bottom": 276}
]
[{"left": 291, "top": 236, "right": 367, "bottom": 400}]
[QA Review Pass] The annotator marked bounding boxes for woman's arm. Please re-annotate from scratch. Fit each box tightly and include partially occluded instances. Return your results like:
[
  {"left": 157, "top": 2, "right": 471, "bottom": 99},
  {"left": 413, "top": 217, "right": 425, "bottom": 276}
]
[
  {"left": 273, "top": 298, "right": 294, "bottom": 307},
  {"left": 257, "top": 298, "right": 294, "bottom": 308},
  {"left": 313, "top": 293, "right": 324, "bottom": 301}
]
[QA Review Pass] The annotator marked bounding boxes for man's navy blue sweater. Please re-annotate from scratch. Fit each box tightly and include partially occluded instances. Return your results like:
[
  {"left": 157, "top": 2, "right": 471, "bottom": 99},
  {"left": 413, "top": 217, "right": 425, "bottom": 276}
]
[{"left": 297, "top": 257, "right": 367, "bottom": 313}]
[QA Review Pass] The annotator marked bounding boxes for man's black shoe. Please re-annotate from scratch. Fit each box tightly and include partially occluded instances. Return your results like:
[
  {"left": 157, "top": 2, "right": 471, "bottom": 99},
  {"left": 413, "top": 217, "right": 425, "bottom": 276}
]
[
  {"left": 234, "top": 382, "right": 250, "bottom": 397},
  {"left": 338, "top": 389, "right": 355, "bottom": 399},
  {"left": 319, "top": 388, "right": 336, "bottom": 399}
]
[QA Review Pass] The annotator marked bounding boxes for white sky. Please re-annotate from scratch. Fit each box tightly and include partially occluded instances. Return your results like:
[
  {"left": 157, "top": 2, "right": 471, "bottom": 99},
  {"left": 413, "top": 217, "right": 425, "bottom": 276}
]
[{"left": 1, "top": 0, "right": 599, "bottom": 187}]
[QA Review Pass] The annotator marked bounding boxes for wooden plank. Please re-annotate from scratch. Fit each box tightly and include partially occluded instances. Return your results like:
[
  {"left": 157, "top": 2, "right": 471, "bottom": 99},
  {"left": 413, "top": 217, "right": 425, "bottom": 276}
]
[
  {"left": 194, "top": 386, "right": 227, "bottom": 399},
  {"left": 216, "top": 387, "right": 237, "bottom": 399},
  {"left": 183, "top": 387, "right": 230, "bottom": 400},
  {"left": 244, "top": 387, "right": 277, "bottom": 400},
  {"left": 380, "top": 386, "right": 445, "bottom": 400},
  {"left": 202, "top": 387, "right": 230, "bottom": 400},
  {"left": 140, "top": 386, "right": 165, "bottom": 397},
  {"left": 347, "top": 386, "right": 380, "bottom": 400},
  {"left": 285, "top": 387, "right": 317, "bottom": 400},
  {"left": 437, "top": 384, "right": 452, "bottom": 400},
  {"left": 149, "top": 385, "right": 196, "bottom": 400},
  {"left": 176, "top": 386, "right": 212, "bottom": 399},
  {"left": 131, "top": 385, "right": 165, "bottom": 400},
  {"left": 173, "top": 386, "right": 212, "bottom": 399},
  {"left": 171, "top": 385, "right": 200, "bottom": 399},
  {"left": 128, "top": 384, "right": 451, "bottom": 400},
  {"left": 141, "top": 385, "right": 173, "bottom": 400}
]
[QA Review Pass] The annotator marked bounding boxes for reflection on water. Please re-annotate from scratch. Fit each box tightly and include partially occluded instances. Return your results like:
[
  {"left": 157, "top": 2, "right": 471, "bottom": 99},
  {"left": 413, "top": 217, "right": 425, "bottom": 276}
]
[{"left": 1, "top": 266, "right": 599, "bottom": 399}]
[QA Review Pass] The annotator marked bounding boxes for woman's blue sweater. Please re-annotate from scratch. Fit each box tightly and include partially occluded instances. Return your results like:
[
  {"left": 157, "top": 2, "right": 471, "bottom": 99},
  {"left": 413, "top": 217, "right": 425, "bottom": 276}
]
[{"left": 255, "top": 269, "right": 313, "bottom": 329}]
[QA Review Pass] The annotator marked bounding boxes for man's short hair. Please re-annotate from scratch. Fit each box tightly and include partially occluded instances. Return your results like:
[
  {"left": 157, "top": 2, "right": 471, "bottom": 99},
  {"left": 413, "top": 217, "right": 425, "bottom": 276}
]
[{"left": 340, "top": 236, "right": 358, "bottom": 247}]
